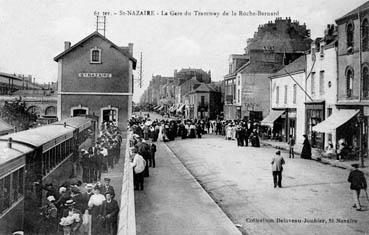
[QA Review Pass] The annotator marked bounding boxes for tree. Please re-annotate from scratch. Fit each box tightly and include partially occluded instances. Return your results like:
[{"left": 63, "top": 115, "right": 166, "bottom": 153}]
[{"left": 0, "top": 97, "right": 37, "bottom": 131}]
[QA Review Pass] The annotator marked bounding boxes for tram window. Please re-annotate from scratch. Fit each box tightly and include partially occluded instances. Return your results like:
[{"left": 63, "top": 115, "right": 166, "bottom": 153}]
[
  {"left": 61, "top": 142, "right": 66, "bottom": 160},
  {"left": 12, "top": 170, "right": 18, "bottom": 202},
  {"left": 42, "top": 151, "right": 49, "bottom": 175},
  {"left": 56, "top": 145, "right": 61, "bottom": 164},
  {"left": 67, "top": 139, "right": 71, "bottom": 155},
  {"left": 3, "top": 175, "right": 10, "bottom": 210},
  {"left": 19, "top": 168, "right": 24, "bottom": 196},
  {"left": 0, "top": 178, "right": 3, "bottom": 212},
  {"left": 47, "top": 151, "right": 51, "bottom": 173},
  {"left": 51, "top": 148, "right": 55, "bottom": 168}
]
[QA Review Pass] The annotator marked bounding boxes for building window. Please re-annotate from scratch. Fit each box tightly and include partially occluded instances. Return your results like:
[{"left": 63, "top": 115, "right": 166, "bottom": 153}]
[
  {"left": 276, "top": 86, "right": 279, "bottom": 104},
  {"left": 284, "top": 85, "right": 288, "bottom": 104},
  {"left": 327, "top": 108, "right": 332, "bottom": 117},
  {"left": 347, "top": 22, "right": 354, "bottom": 51},
  {"left": 90, "top": 47, "right": 101, "bottom": 63},
  {"left": 237, "top": 89, "right": 240, "bottom": 103},
  {"left": 293, "top": 84, "right": 297, "bottom": 104},
  {"left": 346, "top": 67, "right": 354, "bottom": 97},
  {"left": 320, "top": 44, "right": 324, "bottom": 58},
  {"left": 362, "top": 18, "right": 369, "bottom": 51},
  {"left": 319, "top": 71, "right": 325, "bottom": 96},
  {"left": 312, "top": 46, "right": 316, "bottom": 61},
  {"left": 311, "top": 72, "right": 316, "bottom": 96},
  {"left": 363, "top": 65, "right": 369, "bottom": 98}
]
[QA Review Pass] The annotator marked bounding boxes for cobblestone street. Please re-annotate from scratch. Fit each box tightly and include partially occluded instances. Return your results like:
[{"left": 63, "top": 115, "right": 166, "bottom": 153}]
[{"left": 166, "top": 134, "right": 369, "bottom": 235}]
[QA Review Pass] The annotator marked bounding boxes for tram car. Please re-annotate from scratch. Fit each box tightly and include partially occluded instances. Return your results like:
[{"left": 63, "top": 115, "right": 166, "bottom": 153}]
[{"left": 0, "top": 116, "right": 96, "bottom": 234}]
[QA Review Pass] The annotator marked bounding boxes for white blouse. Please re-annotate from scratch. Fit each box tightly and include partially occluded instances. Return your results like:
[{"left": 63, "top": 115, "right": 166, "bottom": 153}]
[{"left": 88, "top": 194, "right": 106, "bottom": 208}]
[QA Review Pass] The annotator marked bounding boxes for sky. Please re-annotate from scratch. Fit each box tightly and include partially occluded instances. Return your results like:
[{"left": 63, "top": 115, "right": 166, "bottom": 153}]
[{"left": 0, "top": 0, "right": 366, "bottom": 102}]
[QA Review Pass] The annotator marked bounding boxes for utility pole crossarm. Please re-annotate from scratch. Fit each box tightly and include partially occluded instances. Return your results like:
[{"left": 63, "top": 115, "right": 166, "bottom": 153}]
[{"left": 284, "top": 69, "right": 313, "bottom": 102}]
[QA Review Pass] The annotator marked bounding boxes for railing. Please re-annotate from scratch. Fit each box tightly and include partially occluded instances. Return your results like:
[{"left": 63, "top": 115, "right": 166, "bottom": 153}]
[{"left": 117, "top": 133, "right": 136, "bottom": 235}]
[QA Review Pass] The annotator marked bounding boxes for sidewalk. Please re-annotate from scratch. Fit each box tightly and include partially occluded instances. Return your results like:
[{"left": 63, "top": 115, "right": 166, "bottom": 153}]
[
  {"left": 260, "top": 139, "right": 369, "bottom": 176},
  {"left": 134, "top": 142, "right": 241, "bottom": 235}
]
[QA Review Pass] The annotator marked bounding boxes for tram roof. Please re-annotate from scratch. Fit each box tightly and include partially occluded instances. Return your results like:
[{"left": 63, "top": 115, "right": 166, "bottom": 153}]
[
  {"left": 0, "top": 141, "right": 33, "bottom": 165},
  {"left": 0, "top": 124, "right": 75, "bottom": 148},
  {"left": 54, "top": 116, "right": 92, "bottom": 129}
]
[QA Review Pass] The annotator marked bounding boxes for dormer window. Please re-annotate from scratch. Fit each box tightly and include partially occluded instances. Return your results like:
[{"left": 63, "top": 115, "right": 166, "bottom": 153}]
[{"left": 90, "top": 47, "right": 101, "bottom": 63}]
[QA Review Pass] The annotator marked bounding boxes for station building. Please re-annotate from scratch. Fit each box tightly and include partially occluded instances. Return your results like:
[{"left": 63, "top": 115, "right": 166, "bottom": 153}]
[{"left": 54, "top": 31, "right": 136, "bottom": 130}]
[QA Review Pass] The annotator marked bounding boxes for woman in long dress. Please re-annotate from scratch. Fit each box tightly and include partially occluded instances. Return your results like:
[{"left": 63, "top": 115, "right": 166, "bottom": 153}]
[
  {"left": 158, "top": 123, "right": 164, "bottom": 142},
  {"left": 301, "top": 135, "right": 312, "bottom": 159},
  {"left": 88, "top": 186, "right": 106, "bottom": 235}
]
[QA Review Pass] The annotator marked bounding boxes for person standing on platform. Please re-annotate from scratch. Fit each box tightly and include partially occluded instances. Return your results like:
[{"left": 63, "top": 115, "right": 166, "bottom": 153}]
[
  {"left": 80, "top": 150, "right": 89, "bottom": 183},
  {"left": 271, "top": 151, "right": 285, "bottom": 188},
  {"left": 102, "top": 191, "right": 119, "bottom": 235},
  {"left": 88, "top": 186, "right": 106, "bottom": 235},
  {"left": 137, "top": 138, "right": 151, "bottom": 178},
  {"left": 301, "top": 134, "right": 312, "bottom": 159},
  {"left": 131, "top": 147, "right": 146, "bottom": 190},
  {"left": 150, "top": 141, "right": 157, "bottom": 168},
  {"left": 348, "top": 163, "right": 367, "bottom": 211},
  {"left": 100, "top": 178, "right": 115, "bottom": 198}
]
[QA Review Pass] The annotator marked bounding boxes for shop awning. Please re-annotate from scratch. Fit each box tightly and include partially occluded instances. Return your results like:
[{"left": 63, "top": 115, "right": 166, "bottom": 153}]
[
  {"left": 260, "top": 110, "right": 285, "bottom": 127},
  {"left": 312, "top": 109, "right": 359, "bottom": 133},
  {"left": 177, "top": 104, "right": 185, "bottom": 112}
]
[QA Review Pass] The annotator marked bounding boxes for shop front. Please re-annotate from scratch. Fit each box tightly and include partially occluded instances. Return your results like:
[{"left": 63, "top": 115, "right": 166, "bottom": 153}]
[
  {"left": 313, "top": 108, "right": 366, "bottom": 160},
  {"left": 260, "top": 108, "right": 295, "bottom": 142},
  {"left": 305, "top": 101, "right": 325, "bottom": 149}
]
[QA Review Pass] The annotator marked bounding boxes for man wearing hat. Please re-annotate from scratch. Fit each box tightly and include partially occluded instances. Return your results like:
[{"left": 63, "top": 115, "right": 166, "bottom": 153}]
[
  {"left": 348, "top": 163, "right": 367, "bottom": 211},
  {"left": 101, "top": 178, "right": 115, "bottom": 198},
  {"left": 271, "top": 150, "right": 285, "bottom": 188}
]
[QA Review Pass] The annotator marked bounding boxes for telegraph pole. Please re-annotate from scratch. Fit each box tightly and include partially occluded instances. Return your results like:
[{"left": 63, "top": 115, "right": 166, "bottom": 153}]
[
  {"left": 96, "top": 15, "right": 106, "bottom": 37},
  {"left": 139, "top": 52, "right": 143, "bottom": 88}
]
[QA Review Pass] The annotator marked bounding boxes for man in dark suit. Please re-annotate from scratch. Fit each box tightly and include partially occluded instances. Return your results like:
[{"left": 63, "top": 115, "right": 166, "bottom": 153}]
[
  {"left": 103, "top": 191, "right": 119, "bottom": 235},
  {"left": 100, "top": 178, "right": 115, "bottom": 198},
  {"left": 271, "top": 151, "right": 285, "bottom": 188},
  {"left": 348, "top": 163, "right": 367, "bottom": 211}
]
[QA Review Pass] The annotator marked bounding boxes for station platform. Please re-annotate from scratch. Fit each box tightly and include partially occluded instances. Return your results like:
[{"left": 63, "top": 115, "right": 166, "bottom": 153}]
[{"left": 134, "top": 142, "right": 241, "bottom": 235}]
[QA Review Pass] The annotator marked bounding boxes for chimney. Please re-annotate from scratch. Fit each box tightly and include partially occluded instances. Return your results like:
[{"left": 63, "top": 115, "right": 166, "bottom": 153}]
[
  {"left": 64, "top": 41, "right": 71, "bottom": 50},
  {"left": 8, "top": 138, "right": 12, "bottom": 149},
  {"left": 128, "top": 43, "right": 133, "bottom": 56}
]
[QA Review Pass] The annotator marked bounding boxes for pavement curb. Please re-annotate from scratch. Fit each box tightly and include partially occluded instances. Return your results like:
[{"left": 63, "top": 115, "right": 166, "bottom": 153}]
[
  {"left": 163, "top": 143, "right": 242, "bottom": 235},
  {"left": 260, "top": 141, "right": 369, "bottom": 177}
]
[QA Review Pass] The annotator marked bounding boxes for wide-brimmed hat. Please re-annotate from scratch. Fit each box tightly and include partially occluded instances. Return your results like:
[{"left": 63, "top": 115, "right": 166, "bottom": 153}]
[
  {"left": 85, "top": 183, "right": 94, "bottom": 190},
  {"left": 47, "top": 196, "right": 56, "bottom": 202},
  {"left": 351, "top": 163, "right": 359, "bottom": 168},
  {"left": 65, "top": 199, "right": 75, "bottom": 206}
]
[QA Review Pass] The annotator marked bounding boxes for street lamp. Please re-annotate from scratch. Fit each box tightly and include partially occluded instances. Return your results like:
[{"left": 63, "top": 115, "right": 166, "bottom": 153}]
[{"left": 357, "top": 112, "right": 365, "bottom": 167}]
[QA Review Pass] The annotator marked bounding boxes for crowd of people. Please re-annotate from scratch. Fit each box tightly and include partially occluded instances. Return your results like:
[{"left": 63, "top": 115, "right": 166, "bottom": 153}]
[
  {"left": 38, "top": 123, "right": 122, "bottom": 235},
  {"left": 129, "top": 116, "right": 261, "bottom": 147}
]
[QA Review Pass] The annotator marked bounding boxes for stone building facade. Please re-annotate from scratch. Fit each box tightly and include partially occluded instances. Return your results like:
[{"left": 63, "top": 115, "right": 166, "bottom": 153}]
[
  {"left": 54, "top": 31, "right": 136, "bottom": 130},
  {"left": 224, "top": 17, "right": 312, "bottom": 121}
]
